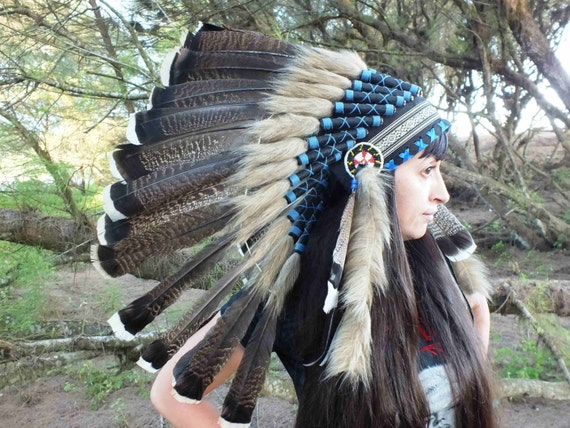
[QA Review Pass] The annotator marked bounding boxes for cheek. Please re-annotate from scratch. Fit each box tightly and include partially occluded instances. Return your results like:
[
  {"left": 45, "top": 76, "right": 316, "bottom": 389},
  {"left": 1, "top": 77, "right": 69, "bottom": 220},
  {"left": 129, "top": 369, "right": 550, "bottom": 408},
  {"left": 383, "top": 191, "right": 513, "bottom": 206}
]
[
  {"left": 395, "top": 181, "right": 413, "bottom": 227},
  {"left": 395, "top": 177, "right": 428, "bottom": 240}
]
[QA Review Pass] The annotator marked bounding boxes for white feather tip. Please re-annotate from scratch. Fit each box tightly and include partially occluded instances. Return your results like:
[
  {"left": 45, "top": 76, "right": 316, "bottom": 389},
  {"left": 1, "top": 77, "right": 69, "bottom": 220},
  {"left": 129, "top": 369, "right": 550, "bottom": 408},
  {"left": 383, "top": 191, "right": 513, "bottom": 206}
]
[
  {"left": 126, "top": 113, "right": 141, "bottom": 145},
  {"left": 102, "top": 183, "right": 127, "bottom": 222},
  {"left": 136, "top": 356, "right": 159, "bottom": 373},
  {"left": 218, "top": 417, "right": 251, "bottom": 428},
  {"left": 108, "top": 151, "right": 124, "bottom": 180},
  {"left": 171, "top": 387, "right": 200, "bottom": 404},
  {"left": 107, "top": 312, "right": 135, "bottom": 341},
  {"left": 323, "top": 281, "right": 339, "bottom": 313}
]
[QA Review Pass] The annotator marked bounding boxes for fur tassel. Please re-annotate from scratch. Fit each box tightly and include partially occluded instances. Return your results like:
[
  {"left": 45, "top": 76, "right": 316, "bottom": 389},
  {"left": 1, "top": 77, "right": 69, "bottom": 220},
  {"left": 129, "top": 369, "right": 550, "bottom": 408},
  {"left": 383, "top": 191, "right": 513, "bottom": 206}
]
[
  {"left": 268, "top": 252, "right": 301, "bottom": 316},
  {"left": 238, "top": 138, "right": 307, "bottom": 166},
  {"left": 242, "top": 217, "right": 291, "bottom": 264},
  {"left": 299, "top": 47, "right": 366, "bottom": 79},
  {"left": 250, "top": 114, "right": 320, "bottom": 143},
  {"left": 324, "top": 167, "right": 391, "bottom": 384},
  {"left": 232, "top": 181, "right": 290, "bottom": 243},
  {"left": 277, "top": 64, "right": 352, "bottom": 89},
  {"left": 452, "top": 254, "right": 494, "bottom": 300},
  {"left": 261, "top": 96, "right": 334, "bottom": 117},
  {"left": 234, "top": 158, "right": 299, "bottom": 189},
  {"left": 273, "top": 83, "right": 344, "bottom": 101}
]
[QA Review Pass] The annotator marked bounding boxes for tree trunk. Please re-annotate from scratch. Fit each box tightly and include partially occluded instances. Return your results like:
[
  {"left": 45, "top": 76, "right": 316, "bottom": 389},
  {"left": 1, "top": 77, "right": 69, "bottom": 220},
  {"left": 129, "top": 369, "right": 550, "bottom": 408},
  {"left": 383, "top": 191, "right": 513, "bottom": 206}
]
[
  {"left": 0, "top": 208, "right": 94, "bottom": 253},
  {"left": 501, "top": 0, "right": 570, "bottom": 113}
]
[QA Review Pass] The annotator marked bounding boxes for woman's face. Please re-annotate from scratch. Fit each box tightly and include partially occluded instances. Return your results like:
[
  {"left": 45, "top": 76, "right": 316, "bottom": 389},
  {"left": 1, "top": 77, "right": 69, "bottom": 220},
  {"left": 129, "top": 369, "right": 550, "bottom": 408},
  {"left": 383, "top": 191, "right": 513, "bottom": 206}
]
[{"left": 394, "top": 151, "right": 450, "bottom": 240}]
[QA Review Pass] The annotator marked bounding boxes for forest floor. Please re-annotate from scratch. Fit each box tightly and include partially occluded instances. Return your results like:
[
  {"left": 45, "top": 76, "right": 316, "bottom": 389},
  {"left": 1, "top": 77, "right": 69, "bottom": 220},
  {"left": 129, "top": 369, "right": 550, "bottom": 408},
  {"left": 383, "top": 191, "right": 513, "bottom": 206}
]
[{"left": 1, "top": 133, "right": 570, "bottom": 427}]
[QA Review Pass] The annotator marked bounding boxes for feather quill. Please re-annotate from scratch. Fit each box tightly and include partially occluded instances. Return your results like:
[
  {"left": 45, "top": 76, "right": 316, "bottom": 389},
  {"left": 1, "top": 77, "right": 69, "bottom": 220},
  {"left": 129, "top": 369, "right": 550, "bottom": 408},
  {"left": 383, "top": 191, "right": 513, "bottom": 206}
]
[
  {"left": 130, "top": 103, "right": 265, "bottom": 146},
  {"left": 149, "top": 79, "right": 271, "bottom": 109},
  {"left": 104, "top": 155, "right": 236, "bottom": 220},
  {"left": 94, "top": 209, "right": 231, "bottom": 277}
]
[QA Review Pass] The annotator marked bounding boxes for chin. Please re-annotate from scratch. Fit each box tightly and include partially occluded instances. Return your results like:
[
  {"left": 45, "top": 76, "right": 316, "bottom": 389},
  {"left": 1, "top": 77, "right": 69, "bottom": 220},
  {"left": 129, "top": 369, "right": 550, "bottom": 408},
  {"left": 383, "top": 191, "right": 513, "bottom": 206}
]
[{"left": 402, "top": 227, "right": 428, "bottom": 241}]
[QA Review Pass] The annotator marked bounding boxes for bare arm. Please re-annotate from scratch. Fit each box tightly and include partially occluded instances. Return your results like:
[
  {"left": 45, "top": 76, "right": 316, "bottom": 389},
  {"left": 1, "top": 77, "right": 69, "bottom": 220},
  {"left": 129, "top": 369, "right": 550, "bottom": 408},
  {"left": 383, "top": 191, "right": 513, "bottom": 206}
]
[
  {"left": 466, "top": 291, "right": 491, "bottom": 355},
  {"left": 150, "top": 313, "right": 244, "bottom": 428}
]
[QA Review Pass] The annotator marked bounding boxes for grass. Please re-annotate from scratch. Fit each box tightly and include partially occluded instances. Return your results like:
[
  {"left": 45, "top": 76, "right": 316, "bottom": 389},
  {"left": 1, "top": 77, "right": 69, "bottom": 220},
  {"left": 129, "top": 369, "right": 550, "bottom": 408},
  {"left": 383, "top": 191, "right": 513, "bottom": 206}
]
[
  {"left": 494, "top": 338, "right": 561, "bottom": 381},
  {"left": 0, "top": 241, "right": 54, "bottom": 337},
  {"left": 64, "top": 360, "right": 153, "bottom": 410}
]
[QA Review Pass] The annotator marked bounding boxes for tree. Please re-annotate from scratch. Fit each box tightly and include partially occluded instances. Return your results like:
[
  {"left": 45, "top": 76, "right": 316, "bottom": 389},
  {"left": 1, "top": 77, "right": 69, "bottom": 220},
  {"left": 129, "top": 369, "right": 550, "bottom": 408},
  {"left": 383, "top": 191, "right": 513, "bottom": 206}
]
[
  {"left": 0, "top": 0, "right": 568, "bottom": 251},
  {"left": 0, "top": 0, "right": 169, "bottom": 250}
]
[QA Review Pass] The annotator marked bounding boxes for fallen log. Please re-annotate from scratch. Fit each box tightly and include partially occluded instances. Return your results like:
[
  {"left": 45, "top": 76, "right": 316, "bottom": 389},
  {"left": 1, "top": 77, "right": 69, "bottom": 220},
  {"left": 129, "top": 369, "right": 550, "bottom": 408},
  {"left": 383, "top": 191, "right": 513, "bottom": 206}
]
[
  {"left": 1, "top": 331, "right": 159, "bottom": 362},
  {"left": 500, "top": 281, "right": 570, "bottom": 385}
]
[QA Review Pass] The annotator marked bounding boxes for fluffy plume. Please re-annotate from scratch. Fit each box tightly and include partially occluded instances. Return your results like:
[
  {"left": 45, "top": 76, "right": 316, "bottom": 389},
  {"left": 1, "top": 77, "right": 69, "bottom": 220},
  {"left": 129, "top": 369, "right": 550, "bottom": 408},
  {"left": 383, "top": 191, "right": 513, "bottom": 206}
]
[
  {"left": 452, "top": 254, "right": 494, "bottom": 300},
  {"left": 301, "top": 47, "right": 366, "bottom": 78},
  {"left": 324, "top": 168, "right": 391, "bottom": 384},
  {"left": 261, "top": 96, "right": 333, "bottom": 117},
  {"left": 250, "top": 114, "right": 320, "bottom": 143}
]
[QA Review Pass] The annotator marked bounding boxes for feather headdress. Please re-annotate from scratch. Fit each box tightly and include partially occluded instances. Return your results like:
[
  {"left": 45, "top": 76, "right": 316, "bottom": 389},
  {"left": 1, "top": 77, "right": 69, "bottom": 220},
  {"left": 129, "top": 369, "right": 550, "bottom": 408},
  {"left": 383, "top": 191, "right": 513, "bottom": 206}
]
[{"left": 93, "top": 23, "right": 482, "bottom": 427}]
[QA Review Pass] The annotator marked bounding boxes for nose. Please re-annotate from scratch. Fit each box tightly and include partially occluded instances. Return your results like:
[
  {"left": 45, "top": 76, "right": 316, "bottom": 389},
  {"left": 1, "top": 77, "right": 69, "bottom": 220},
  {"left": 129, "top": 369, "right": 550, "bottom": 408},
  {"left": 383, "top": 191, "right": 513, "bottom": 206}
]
[{"left": 432, "top": 170, "right": 450, "bottom": 204}]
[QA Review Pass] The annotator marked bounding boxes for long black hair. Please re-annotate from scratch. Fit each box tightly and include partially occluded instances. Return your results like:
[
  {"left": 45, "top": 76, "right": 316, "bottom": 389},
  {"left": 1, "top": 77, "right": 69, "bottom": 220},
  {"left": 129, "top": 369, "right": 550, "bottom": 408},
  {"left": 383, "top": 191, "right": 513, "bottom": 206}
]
[{"left": 289, "top": 134, "right": 497, "bottom": 427}]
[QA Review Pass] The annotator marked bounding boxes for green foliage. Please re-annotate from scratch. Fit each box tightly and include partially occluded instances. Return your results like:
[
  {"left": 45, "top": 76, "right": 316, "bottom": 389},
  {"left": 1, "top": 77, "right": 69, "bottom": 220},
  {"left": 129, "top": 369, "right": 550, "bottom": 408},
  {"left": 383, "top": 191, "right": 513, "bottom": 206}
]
[
  {"left": 538, "top": 314, "right": 570, "bottom": 365},
  {"left": 521, "top": 251, "right": 554, "bottom": 279},
  {"left": 0, "top": 241, "right": 53, "bottom": 336},
  {"left": 64, "top": 361, "right": 152, "bottom": 410},
  {"left": 96, "top": 282, "right": 124, "bottom": 315},
  {"left": 0, "top": 178, "right": 102, "bottom": 217},
  {"left": 552, "top": 167, "right": 570, "bottom": 186},
  {"left": 495, "top": 339, "right": 560, "bottom": 380},
  {"left": 490, "top": 240, "right": 510, "bottom": 266}
]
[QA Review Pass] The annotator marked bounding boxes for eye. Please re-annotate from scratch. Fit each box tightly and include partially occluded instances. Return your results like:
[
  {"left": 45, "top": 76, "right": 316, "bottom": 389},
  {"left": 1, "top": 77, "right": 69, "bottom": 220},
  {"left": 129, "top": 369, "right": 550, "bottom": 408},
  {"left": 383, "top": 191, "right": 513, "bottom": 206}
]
[{"left": 424, "top": 166, "right": 434, "bottom": 175}]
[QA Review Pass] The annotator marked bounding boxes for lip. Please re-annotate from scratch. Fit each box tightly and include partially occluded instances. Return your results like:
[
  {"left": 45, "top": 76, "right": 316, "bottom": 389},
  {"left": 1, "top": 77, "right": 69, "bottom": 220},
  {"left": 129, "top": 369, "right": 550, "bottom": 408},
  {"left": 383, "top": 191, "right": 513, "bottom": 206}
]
[{"left": 423, "top": 212, "right": 435, "bottom": 222}]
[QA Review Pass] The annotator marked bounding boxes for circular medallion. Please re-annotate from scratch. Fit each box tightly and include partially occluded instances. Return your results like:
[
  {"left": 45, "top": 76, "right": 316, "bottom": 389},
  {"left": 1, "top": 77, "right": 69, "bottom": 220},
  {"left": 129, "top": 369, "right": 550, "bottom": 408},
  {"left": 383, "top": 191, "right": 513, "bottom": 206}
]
[{"left": 344, "top": 142, "right": 384, "bottom": 177}]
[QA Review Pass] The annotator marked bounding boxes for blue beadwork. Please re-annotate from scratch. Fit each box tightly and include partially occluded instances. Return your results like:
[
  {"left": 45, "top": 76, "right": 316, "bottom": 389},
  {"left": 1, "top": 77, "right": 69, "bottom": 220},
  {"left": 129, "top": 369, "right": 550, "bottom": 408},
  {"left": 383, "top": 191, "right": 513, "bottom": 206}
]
[{"left": 414, "top": 139, "right": 428, "bottom": 151}]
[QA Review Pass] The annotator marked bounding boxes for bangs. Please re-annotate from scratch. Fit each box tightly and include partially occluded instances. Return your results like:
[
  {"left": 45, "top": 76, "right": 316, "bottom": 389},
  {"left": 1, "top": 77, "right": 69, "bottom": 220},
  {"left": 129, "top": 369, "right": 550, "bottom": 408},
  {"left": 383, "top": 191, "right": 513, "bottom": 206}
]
[{"left": 420, "top": 132, "right": 448, "bottom": 161}]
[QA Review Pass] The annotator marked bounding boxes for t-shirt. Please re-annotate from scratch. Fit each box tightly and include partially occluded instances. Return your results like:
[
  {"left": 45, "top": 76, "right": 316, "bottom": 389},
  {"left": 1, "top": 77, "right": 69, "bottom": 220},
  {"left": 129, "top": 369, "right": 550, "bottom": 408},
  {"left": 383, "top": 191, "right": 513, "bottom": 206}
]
[{"left": 418, "top": 324, "right": 456, "bottom": 427}]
